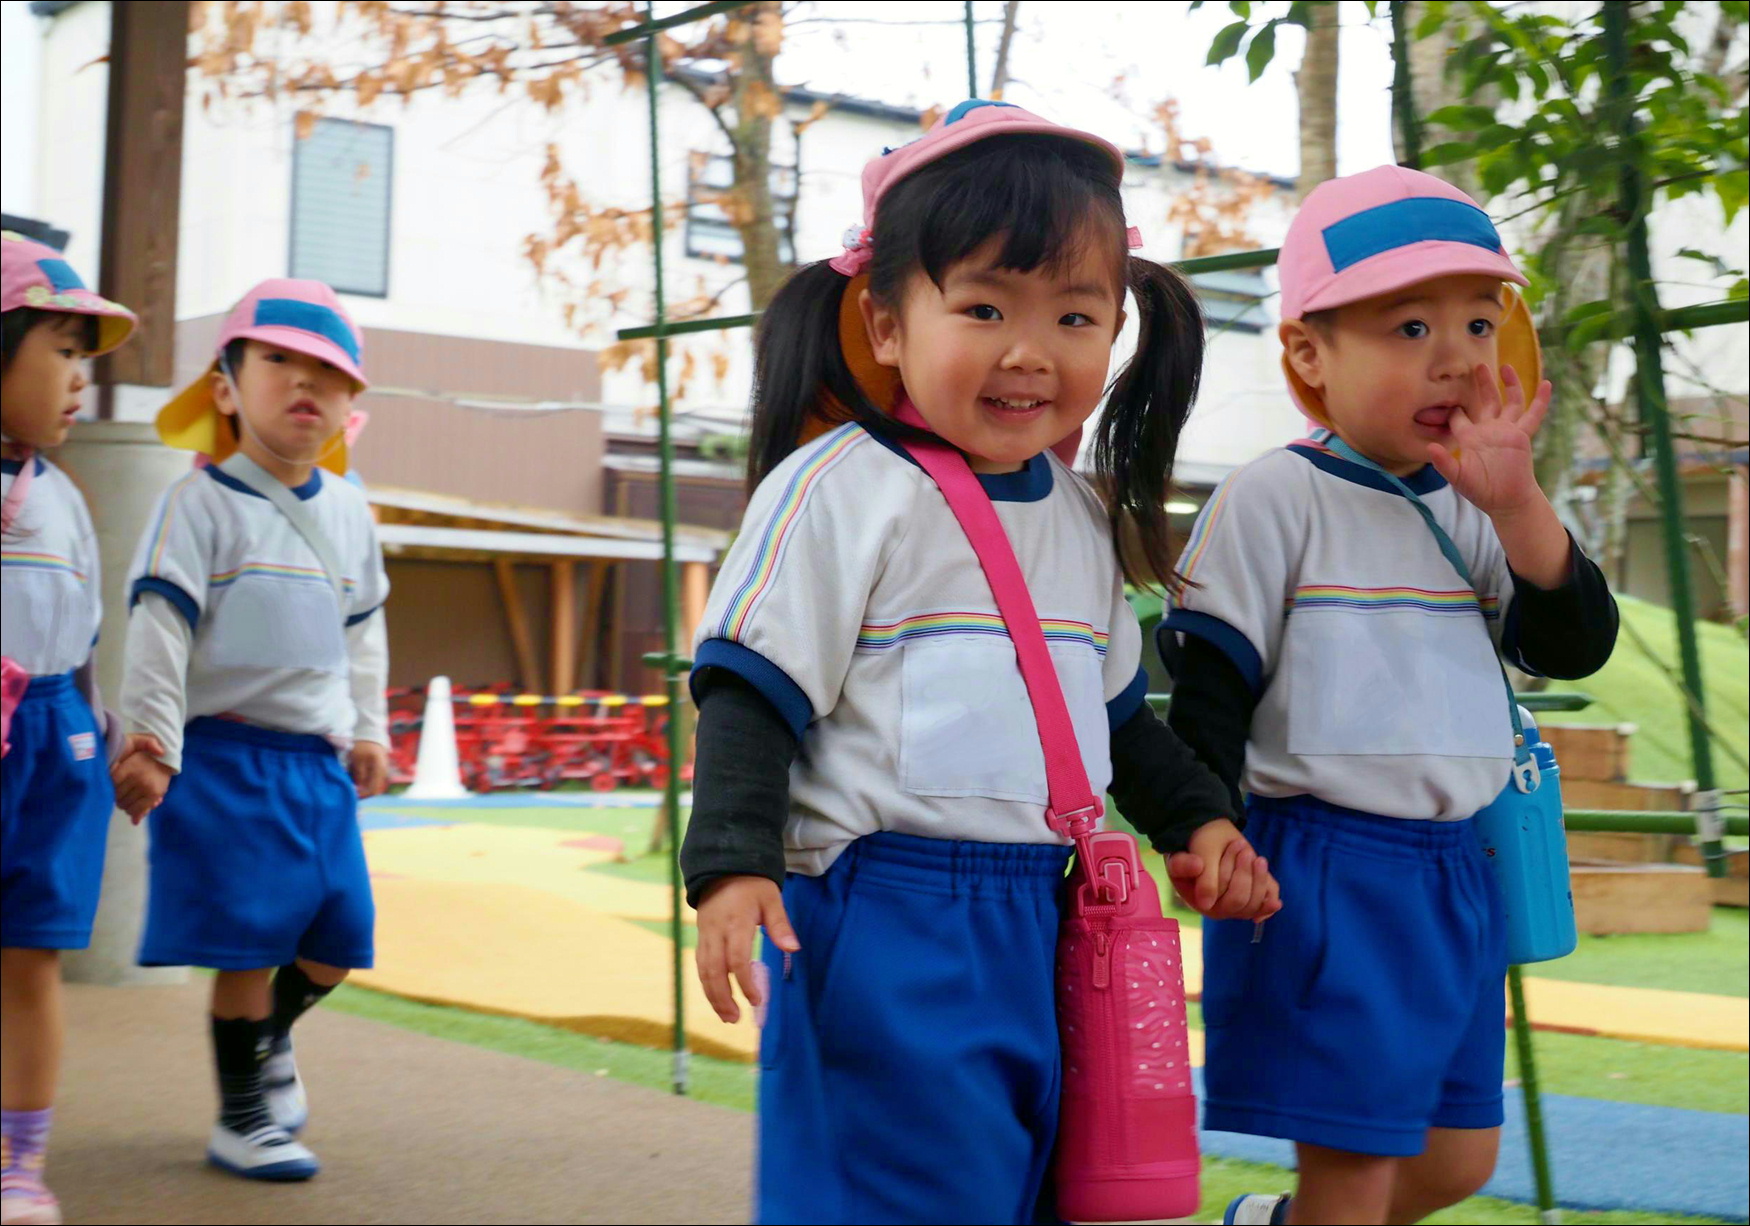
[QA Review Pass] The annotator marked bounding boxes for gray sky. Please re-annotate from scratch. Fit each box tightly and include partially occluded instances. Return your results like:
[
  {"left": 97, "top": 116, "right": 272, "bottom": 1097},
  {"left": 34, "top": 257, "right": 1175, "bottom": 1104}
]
[{"left": 773, "top": 1, "right": 1399, "bottom": 178}]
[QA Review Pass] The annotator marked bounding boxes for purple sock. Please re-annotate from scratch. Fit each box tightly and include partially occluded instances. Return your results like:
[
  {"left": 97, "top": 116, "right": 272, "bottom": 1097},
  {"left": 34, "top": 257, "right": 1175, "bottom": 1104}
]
[{"left": 1, "top": 1107, "right": 53, "bottom": 1189}]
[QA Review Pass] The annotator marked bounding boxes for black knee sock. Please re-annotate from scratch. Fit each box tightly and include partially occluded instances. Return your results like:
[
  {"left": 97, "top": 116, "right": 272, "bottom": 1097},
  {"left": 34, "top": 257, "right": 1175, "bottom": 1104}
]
[
  {"left": 211, "top": 1016, "right": 274, "bottom": 1135},
  {"left": 270, "top": 963, "right": 335, "bottom": 1048}
]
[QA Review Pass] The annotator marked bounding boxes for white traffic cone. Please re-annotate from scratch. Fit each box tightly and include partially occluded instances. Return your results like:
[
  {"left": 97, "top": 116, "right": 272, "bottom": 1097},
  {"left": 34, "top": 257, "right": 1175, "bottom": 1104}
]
[{"left": 405, "top": 676, "right": 470, "bottom": 799}]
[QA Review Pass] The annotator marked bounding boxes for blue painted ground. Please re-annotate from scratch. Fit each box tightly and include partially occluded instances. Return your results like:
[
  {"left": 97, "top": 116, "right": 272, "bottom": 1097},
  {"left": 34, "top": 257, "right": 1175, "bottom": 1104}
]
[{"left": 1195, "top": 1072, "right": 1749, "bottom": 1219}]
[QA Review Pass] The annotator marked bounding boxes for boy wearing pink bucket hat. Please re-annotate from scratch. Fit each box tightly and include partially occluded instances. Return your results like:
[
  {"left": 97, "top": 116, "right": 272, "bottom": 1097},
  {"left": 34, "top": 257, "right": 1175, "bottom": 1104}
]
[
  {"left": 3, "top": 231, "right": 137, "bottom": 1226},
  {"left": 1162, "top": 167, "right": 1620, "bottom": 1224},
  {"left": 110, "top": 279, "right": 390, "bottom": 1183}
]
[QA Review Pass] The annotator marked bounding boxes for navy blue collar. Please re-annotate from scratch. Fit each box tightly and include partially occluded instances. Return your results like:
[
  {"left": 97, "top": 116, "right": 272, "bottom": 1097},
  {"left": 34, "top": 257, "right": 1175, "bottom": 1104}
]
[
  {"left": 1288, "top": 432, "right": 1446, "bottom": 497},
  {"left": 863, "top": 425, "right": 1055, "bottom": 502},
  {"left": 1, "top": 455, "right": 48, "bottom": 477},
  {"left": 206, "top": 463, "right": 324, "bottom": 501}
]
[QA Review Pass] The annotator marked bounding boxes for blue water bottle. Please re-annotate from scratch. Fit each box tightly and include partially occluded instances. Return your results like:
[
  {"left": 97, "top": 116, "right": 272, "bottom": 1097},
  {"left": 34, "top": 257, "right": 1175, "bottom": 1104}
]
[{"left": 1472, "top": 707, "right": 1577, "bottom": 965}]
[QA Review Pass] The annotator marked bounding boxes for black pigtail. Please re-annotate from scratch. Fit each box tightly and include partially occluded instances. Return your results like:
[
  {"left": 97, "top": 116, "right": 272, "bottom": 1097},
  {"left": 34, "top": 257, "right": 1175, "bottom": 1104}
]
[
  {"left": 748, "top": 261, "right": 876, "bottom": 495},
  {"left": 1094, "top": 258, "right": 1205, "bottom": 594}
]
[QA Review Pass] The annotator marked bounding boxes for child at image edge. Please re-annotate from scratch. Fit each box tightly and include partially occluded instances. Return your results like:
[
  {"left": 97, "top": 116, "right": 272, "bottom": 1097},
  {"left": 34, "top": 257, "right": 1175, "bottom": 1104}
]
[
  {"left": 110, "top": 279, "right": 391, "bottom": 1184},
  {"left": 1163, "top": 167, "right": 1620, "bottom": 1226},
  {"left": 682, "top": 101, "right": 1282, "bottom": 1225},
  {"left": 2, "top": 231, "right": 138, "bottom": 1226}
]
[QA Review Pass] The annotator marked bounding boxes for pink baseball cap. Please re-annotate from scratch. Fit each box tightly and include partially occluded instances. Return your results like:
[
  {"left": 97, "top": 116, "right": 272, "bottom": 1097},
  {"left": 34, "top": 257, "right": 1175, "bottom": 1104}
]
[
  {"left": 1, "top": 230, "right": 138, "bottom": 356},
  {"left": 830, "top": 100, "right": 1127, "bottom": 278},
  {"left": 156, "top": 278, "right": 367, "bottom": 475},
  {"left": 1278, "top": 165, "right": 1527, "bottom": 320}
]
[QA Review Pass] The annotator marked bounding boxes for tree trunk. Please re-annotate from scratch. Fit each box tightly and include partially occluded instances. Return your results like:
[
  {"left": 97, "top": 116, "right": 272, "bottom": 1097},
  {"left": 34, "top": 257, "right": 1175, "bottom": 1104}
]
[
  {"left": 1294, "top": 2, "right": 1339, "bottom": 201},
  {"left": 1396, "top": 2, "right": 1493, "bottom": 199},
  {"left": 990, "top": 1, "right": 1022, "bottom": 98},
  {"left": 729, "top": 1, "right": 788, "bottom": 310}
]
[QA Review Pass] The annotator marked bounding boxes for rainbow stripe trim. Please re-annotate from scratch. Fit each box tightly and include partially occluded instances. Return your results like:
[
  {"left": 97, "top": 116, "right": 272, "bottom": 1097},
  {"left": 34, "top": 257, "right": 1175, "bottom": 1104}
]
[
  {"left": 1178, "top": 470, "right": 1240, "bottom": 580},
  {"left": 0, "top": 551, "right": 86, "bottom": 582},
  {"left": 717, "top": 424, "right": 868, "bottom": 640},
  {"left": 1290, "top": 584, "right": 1499, "bottom": 618},
  {"left": 857, "top": 612, "right": 1110, "bottom": 655},
  {"left": 210, "top": 562, "right": 357, "bottom": 592},
  {"left": 143, "top": 473, "right": 202, "bottom": 577}
]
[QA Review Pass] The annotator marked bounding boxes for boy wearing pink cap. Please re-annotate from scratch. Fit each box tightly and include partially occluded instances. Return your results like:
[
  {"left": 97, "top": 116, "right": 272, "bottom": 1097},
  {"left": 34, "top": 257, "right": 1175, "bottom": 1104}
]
[
  {"left": 1161, "top": 168, "right": 1619, "bottom": 1225},
  {"left": 110, "top": 279, "right": 390, "bottom": 1183}
]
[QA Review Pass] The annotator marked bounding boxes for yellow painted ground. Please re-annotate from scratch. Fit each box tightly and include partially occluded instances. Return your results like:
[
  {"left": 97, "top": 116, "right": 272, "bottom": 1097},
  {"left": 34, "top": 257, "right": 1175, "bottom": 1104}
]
[
  {"left": 360, "top": 824, "right": 1745, "bottom": 1059},
  {"left": 354, "top": 876, "right": 757, "bottom": 1061}
]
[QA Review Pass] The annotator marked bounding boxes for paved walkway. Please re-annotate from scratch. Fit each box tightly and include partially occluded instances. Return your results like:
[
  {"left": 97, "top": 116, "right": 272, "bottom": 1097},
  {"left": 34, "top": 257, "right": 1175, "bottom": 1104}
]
[{"left": 50, "top": 979, "right": 752, "bottom": 1225}]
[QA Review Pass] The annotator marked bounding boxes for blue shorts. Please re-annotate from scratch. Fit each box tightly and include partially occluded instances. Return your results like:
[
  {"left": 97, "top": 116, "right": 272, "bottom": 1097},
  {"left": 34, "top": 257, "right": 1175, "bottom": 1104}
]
[
  {"left": 139, "top": 717, "right": 374, "bottom": 971},
  {"left": 1201, "top": 795, "right": 1507, "bottom": 1157},
  {"left": 757, "top": 831, "right": 1071, "bottom": 1225},
  {"left": 1, "top": 673, "right": 113, "bottom": 950}
]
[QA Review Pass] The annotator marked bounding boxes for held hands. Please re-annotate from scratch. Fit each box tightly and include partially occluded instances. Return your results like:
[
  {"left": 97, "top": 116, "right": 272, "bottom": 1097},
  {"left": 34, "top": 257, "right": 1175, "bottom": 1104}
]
[
  {"left": 695, "top": 875, "right": 800, "bottom": 1024},
  {"left": 1426, "top": 364, "right": 1554, "bottom": 517},
  {"left": 349, "top": 740, "right": 390, "bottom": 798},
  {"left": 112, "top": 734, "right": 174, "bottom": 824},
  {"left": 1166, "top": 818, "right": 1282, "bottom": 921}
]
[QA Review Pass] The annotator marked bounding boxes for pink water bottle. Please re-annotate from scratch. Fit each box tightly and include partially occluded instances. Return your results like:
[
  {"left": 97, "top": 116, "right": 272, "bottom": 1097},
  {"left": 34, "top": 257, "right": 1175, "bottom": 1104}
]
[{"left": 1055, "top": 831, "right": 1201, "bottom": 1222}]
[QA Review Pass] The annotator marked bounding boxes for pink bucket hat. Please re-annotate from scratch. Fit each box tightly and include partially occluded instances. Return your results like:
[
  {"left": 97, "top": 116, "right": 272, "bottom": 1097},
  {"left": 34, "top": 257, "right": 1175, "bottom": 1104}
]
[
  {"left": 1, "top": 230, "right": 138, "bottom": 356},
  {"left": 156, "top": 278, "right": 367, "bottom": 475},
  {"left": 1278, "top": 165, "right": 1539, "bottom": 424}
]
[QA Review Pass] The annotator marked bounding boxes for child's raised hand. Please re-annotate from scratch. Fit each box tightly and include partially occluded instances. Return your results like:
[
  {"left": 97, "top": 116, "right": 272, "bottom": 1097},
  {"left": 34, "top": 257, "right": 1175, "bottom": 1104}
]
[
  {"left": 349, "top": 740, "right": 389, "bottom": 798},
  {"left": 1427, "top": 364, "right": 1553, "bottom": 516},
  {"left": 1166, "top": 818, "right": 1282, "bottom": 921},
  {"left": 112, "top": 733, "right": 173, "bottom": 824},
  {"left": 695, "top": 875, "right": 800, "bottom": 1025}
]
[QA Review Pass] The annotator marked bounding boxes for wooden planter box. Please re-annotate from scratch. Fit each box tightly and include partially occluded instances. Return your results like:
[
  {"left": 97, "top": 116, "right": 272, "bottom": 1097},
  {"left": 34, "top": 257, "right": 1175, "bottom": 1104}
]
[
  {"left": 1541, "top": 724, "right": 1636, "bottom": 783},
  {"left": 1570, "top": 859, "right": 1712, "bottom": 934}
]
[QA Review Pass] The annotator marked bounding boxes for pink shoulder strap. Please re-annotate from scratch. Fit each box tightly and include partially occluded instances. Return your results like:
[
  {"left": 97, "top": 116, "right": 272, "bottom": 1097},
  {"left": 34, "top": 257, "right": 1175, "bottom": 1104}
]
[
  {"left": 894, "top": 406, "right": 1102, "bottom": 840},
  {"left": 1, "top": 448, "right": 36, "bottom": 534}
]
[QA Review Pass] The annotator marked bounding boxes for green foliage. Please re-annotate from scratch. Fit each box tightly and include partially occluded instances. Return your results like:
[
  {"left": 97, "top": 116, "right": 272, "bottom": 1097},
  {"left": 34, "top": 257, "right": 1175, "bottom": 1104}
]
[{"left": 1189, "top": 0, "right": 1378, "bottom": 83}]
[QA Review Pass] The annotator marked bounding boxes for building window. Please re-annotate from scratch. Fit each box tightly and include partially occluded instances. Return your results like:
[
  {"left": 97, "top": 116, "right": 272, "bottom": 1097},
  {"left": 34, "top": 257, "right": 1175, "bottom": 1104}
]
[
  {"left": 290, "top": 117, "right": 393, "bottom": 298},
  {"left": 1191, "top": 269, "right": 1269, "bottom": 334},
  {"left": 686, "top": 153, "right": 795, "bottom": 265}
]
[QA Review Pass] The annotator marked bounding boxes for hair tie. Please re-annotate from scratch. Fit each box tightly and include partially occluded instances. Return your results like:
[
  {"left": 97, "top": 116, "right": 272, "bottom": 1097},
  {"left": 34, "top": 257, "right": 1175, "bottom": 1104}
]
[
  {"left": 829, "top": 225, "right": 874, "bottom": 277},
  {"left": 1127, "top": 226, "right": 1143, "bottom": 251}
]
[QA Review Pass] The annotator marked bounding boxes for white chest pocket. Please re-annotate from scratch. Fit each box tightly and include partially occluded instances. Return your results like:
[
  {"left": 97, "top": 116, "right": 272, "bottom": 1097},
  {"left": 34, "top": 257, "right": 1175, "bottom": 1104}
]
[
  {"left": 1284, "top": 608, "right": 1511, "bottom": 760},
  {"left": 204, "top": 574, "right": 348, "bottom": 676},
  {"left": 899, "top": 634, "right": 1112, "bottom": 804}
]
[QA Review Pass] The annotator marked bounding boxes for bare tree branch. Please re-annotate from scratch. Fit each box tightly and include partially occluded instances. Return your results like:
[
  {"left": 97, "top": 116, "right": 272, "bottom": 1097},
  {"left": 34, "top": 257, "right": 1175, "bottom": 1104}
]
[{"left": 989, "top": 1, "right": 1021, "bottom": 98}]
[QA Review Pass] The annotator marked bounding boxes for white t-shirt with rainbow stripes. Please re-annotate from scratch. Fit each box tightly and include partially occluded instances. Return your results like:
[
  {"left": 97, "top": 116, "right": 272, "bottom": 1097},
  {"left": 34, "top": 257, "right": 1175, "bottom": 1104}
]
[
  {"left": 1165, "top": 428, "right": 1523, "bottom": 821},
  {"left": 1, "top": 455, "right": 102, "bottom": 677},
  {"left": 126, "top": 461, "right": 389, "bottom": 743},
  {"left": 692, "top": 421, "right": 1148, "bottom": 877}
]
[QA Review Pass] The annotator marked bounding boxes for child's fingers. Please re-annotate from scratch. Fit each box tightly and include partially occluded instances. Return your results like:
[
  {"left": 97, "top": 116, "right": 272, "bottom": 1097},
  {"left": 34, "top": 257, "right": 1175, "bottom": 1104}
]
[
  {"left": 761, "top": 893, "right": 801, "bottom": 954},
  {"left": 1473, "top": 363, "right": 1503, "bottom": 419},
  {"left": 727, "top": 921, "right": 763, "bottom": 1011},
  {"left": 1166, "top": 851, "right": 1203, "bottom": 881},
  {"left": 1520, "top": 379, "right": 1553, "bottom": 438},
  {"left": 1209, "top": 856, "right": 1262, "bottom": 919},
  {"left": 1427, "top": 442, "right": 1462, "bottom": 486},
  {"left": 695, "top": 929, "right": 741, "bottom": 1024}
]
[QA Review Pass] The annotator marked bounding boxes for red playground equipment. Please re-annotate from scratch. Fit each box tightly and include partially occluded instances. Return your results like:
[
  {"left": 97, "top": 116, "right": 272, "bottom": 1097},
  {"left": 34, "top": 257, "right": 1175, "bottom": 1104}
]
[{"left": 384, "top": 685, "right": 687, "bottom": 794}]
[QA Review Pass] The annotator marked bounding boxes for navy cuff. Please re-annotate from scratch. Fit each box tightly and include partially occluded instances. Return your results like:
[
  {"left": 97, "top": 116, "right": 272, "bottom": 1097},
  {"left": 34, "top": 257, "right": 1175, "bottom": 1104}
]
[
  {"left": 1106, "top": 666, "right": 1150, "bottom": 731},
  {"left": 690, "top": 638, "right": 814, "bottom": 739},
  {"left": 130, "top": 576, "right": 200, "bottom": 631},
  {"left": 346, "top": 602, "right": 384, "bottom": 628},
  {"left": 1161, "top": 610, "right": 1264, "bottom": 696}
]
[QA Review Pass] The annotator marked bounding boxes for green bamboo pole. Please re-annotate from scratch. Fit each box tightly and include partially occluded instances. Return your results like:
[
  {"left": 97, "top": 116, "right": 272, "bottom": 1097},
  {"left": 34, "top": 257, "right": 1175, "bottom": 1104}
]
[
  {"left": 1389, "top": 0, "right": 1422, "bottom": 169},
  {"left": 1509, "top": 966, "right": 1561, "bottom": 1224},
  {"left": 644, "top": 0, "right": 689, "bottom": 1097},
  {"left": 604, "top": 0, "right": 754, "bottom": 45},
  {"left": 964, "top": 1, "right": 978, "bottom": 99},
  {"left": 1601, "top": 4, "right": 1724, "bottom": 880}
]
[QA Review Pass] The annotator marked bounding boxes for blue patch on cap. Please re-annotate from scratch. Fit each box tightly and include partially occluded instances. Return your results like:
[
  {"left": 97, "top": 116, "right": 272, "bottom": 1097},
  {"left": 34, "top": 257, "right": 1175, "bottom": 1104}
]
[
  {"left": 943, "top": 99, "right": 1019, "bottom": 125},
  {"left": 252, "top": 298, "right": 360, "bottom": 365},
  {"left": 35, "top": 258, "right": 87, "bottom": 293},
  {"left": 1322, "top": 197, "right": 1504, "bottom": 273}
]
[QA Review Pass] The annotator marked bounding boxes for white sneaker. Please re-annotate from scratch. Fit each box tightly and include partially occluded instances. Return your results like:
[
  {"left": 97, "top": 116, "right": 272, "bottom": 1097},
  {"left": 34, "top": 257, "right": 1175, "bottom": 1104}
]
[
  {"left": 263, "top": 1042, "right": 309, "bottom": 1134},
  {"left": 206, "top": 1122, "right": 319, "bottom": 1182},
  {"left": 1224, "top": 1192, "right": 1292, "bottom": 1225}
]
